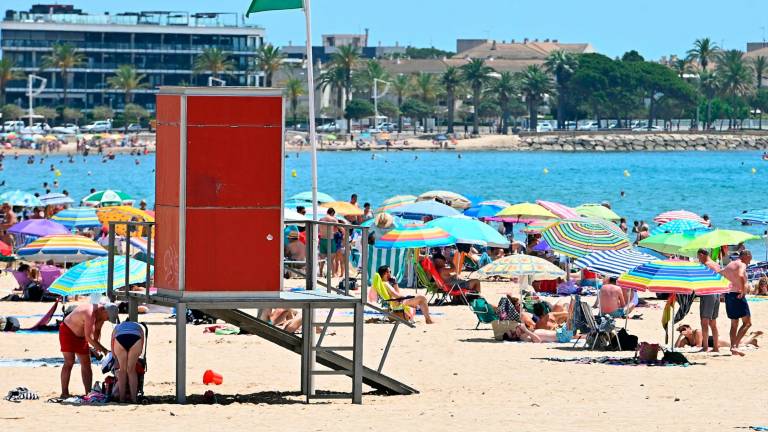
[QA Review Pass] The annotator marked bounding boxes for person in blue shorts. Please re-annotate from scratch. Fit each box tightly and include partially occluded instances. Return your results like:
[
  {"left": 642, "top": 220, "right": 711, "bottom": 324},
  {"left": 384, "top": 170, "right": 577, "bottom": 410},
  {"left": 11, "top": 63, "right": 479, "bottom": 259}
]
[{"left": 720, "top": 250, "right": 752, "bottom": 356}]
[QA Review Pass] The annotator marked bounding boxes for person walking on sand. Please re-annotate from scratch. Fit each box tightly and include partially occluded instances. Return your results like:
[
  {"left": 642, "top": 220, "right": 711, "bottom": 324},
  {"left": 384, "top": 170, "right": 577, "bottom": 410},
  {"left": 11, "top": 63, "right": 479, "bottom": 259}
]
[
  {"left": 59, "top": 303, "right": 119, "bottom": 397},
  {"left": 719, "top": 250, "right": 752, "bottom": 356},
  {"left": 697, "top": 249, "right": 722, "bottom": 352}
]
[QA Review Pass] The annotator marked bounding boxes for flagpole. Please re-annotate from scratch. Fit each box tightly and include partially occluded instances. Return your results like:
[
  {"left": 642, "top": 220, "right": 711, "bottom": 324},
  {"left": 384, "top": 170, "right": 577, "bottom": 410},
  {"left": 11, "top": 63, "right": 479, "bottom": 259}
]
[{"left": 303, "top": 0, "right": 319, "bottom": 291}]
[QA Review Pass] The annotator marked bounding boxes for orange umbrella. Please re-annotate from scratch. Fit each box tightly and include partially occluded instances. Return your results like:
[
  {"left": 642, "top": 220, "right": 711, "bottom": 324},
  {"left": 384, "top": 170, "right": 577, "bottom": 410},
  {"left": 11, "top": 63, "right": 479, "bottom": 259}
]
[{"left": 320, "top": 201, "right": 363, "bottom": 216}]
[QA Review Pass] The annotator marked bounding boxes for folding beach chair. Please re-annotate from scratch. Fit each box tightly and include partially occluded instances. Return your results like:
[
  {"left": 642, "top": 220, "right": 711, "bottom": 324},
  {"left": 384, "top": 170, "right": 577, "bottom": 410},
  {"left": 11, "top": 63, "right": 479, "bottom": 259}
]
[
  {"left": 421, "top": 257, "right": 479, "bottom": 306},
  {"left": 470, "top": 297, "right": 498, "bottom": 329},
  {"left": 371, "top": 273, "right": 414, "bottom": 322},
  {"left": 413, "top": 253, "right": 438, "bottom": 295},
  {"left": 571, "top": 296, "right": 619, "bottom": 350}
]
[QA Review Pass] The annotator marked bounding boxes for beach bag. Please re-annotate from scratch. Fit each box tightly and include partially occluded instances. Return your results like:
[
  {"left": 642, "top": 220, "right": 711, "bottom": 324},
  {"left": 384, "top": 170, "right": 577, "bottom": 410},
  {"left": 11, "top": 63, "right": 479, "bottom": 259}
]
[
  {"left": 491, "top": 320, "right": 518, "bottom": 340},
  {"left": 338, "top": 278, "right": 357, "bottom": 292},
  {"left": 636, "top": 342, "right": 661, "bottom": 362},
  {"left": 617, "top": 328, "right": 638, "bottom": 351},
  {"left": 662, "top": 351, "right": 689, "bottom": 365}
]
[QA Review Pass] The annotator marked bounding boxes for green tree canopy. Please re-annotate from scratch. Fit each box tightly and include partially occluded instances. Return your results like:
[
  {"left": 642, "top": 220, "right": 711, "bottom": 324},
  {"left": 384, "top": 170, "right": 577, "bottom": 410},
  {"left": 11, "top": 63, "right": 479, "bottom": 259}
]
[{"left": 345, "top": 99, "right": 375, "bottom": 121}]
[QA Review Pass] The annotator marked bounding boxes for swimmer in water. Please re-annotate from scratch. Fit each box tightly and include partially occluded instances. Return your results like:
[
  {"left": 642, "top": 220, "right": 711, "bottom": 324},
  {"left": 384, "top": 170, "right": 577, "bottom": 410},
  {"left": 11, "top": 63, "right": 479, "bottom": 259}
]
[{"left": 620, "top": 190, "right": 625, "bottom": 198}]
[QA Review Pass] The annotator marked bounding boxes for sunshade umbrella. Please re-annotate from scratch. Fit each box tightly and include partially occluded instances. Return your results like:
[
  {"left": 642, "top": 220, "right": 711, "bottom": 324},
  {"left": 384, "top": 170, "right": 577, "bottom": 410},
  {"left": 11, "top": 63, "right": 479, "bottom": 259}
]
[
  {"left": 51, "top": 207, "right": 102, "bottom": 230},
  {"left": 39, "top": 192, "right": 75, "bottom": 206},
  {"left": 735, "top": 209, "right": 768, "bottom": 225},
  {"left": 653, "top": 210, "right": 705, "bottom": 225},
  {"left": 426, "top": 215, "right": 510, "bottom": 248},
  {"left": 361, "top": 215, "right": 407, "bottom": 229},
  {"left": 617, "top": 260, "right": 730, "bottom": 295},
  {"left": 492, "top": 202, "right": 558, "bottom": 223},
  {"left": 284, "top": 208, "right": 308, "bottom": 221},
  {"left": 520, "top": 219, "right": 556, "bottom": 234},
  {"left": 541, "top": 218, "right": 631, "bottom": 258},
  {"left": 8, "top": 219, "right": 70, "bottom": 247},
  {"left": 289, "top": 191, "right": 335, "bottom": 203},
  {"left": 573, "top": 249, "right": 658, "bottom": 277},
  {"left": 96, "top": 205, "right": 154, "bottom": 237},
  {"left": 678, "top": 229, "right": 762, "bottom": 253},
  {"left": 16, "top": 234, "right": 107, "bottom": 263},
  {"left": 417, "top": 191, "right": 472, "bottom": 210},
  {"left": 575, "top": 204, "right": 621, "bottom": 221},
  {"left": 48, "top": 256, "right": 153, "bottom": 297},
  {"left": 536, "top": 200, "right": 579, "bottom": 219},
  {"left": 463, "top": 202, "right": 508, "bottom": 219},
  {"left": 81, "top": 189, "right": 134, "bottom": 207},
  {"left": 387, "top": 200, "right": 461, "bottom": 220},
  {"left": 0, "top": 190, "right": 43, "bottom": 207},
  {"left": 375, "top": 195, "right": 417, "bottom": 213},
  {"left": 320, "top": 201, "right": 364, "bottom": 216},
  {"left": 325, "top": 134, "right": 338, "bottom": 141},
  {"left": 477, "top": 254, "right": 565, "bottom": 280},
  {"left": 638, "top": 232, "right": 706, "bottom": 257},
  {"left": 376, "top": 225, "right": 456, "bottom": 249},
  {"left": 651, "top": 219, "right": 709, "bottom": 235}
]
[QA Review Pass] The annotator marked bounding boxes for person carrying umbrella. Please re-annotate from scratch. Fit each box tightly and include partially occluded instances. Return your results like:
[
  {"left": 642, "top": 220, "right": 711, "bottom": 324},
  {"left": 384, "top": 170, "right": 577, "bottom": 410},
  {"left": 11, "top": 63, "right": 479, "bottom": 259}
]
[{"left": 719, "top": 250, "right": 753, "bottom": 356}]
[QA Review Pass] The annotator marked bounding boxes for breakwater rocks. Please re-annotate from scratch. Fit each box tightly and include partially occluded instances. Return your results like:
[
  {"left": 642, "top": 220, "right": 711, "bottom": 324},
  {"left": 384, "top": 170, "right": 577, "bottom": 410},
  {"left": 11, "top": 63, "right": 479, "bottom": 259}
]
[{"left": 515, "top": 133, "right": 768, "bottom": 152}]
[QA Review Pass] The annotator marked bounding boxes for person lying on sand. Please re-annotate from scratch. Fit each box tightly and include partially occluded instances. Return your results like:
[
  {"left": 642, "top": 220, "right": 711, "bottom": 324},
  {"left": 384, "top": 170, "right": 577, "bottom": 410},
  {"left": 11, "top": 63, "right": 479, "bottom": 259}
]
[
  {"left": 676, "top": 324, "right": 762, "bottom": 350},
  {"left": 532, "top": 300, "right": 571, "bottom": 330},
  {"left": 504, "top": 300, "right": 575, "bottom": 343}
]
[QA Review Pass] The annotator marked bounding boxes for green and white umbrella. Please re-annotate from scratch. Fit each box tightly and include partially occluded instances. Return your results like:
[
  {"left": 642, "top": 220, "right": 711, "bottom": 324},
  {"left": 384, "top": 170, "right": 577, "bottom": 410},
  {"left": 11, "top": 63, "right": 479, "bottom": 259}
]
[{"left": 81, "top": 189, "right": 134, "bottom": 207}]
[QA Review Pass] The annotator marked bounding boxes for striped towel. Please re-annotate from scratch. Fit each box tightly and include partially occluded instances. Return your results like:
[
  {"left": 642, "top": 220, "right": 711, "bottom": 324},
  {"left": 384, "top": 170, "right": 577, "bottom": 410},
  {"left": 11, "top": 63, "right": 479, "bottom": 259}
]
[{"left": 5, "top": 387, "right": 39, "bottom": 402}]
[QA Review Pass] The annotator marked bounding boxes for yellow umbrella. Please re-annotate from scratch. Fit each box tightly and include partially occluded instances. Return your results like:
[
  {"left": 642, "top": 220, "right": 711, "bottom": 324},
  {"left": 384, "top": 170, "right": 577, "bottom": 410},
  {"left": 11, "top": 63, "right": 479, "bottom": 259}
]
[
  {"left": 96, "top": 206, "right": 154, "bottom": 237},
  {"left": 494, "top": 202, "right": 558, "bottom": 222},
  {"left": 44, "top": 134, "right": 57, "bottom": 141},
  {"left": 320, "top": 201, "right": 364, "bottom": 216}
]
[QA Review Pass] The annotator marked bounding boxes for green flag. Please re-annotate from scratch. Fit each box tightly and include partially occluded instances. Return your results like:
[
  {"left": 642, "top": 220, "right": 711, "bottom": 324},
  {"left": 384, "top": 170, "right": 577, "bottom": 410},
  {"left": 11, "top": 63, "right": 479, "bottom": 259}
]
[{"left": 246, "top": 0, "right": 303, "bottom": 16}]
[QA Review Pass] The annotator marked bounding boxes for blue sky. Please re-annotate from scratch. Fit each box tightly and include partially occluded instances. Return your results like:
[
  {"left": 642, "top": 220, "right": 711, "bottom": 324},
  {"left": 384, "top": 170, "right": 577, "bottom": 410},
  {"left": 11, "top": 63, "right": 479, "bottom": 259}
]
[{"left": 4, "top": 0, "right": 767, "bottom": 58}]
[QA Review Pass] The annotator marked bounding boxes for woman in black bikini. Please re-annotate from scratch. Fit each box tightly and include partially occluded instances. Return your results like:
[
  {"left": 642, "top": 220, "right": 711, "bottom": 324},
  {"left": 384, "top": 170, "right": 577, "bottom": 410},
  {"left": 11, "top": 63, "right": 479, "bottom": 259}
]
[
  {"left": 676, "top": 324, "right": 762, "bottom": 351},
  {"left": 111, "top": 321, "right": 144, "bottom": 403}
]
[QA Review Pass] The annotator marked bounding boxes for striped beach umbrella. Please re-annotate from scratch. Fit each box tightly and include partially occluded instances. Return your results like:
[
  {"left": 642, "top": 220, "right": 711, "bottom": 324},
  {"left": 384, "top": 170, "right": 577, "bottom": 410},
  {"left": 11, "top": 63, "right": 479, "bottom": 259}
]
[
  {"left": 417, "top": 191, "right": 472, "bottom": 210},
  {"left": 477, "top": 254, "right": 565, "bottom": 280},
  {"left": 536, "top": 200, "right": 579, "bottom": 219},
  {"left": 17, "top": 234, "right": 107, "bottom": 263},
  {"left": 387, "top": 200, "right": 461, "bottom": 220},
  {"left": 653, "top": 210, "right": 705, "bottom": 225},
  {"left": 376, "top": 225, "right": 456, "bottom": 249},
  {"left": 0, "top": 190, "right": 43, "bottom": 207},
  {"left": 541, "top": 219, "right": 631, "bottom": 258},
  {"left": 520, "top": 219, "right": 557, "bottom": 234},
  {"left": 651, "top": 219, "right": 709, "bottom": 235},
  {"left": 48, "top": 256, "right": 153, "bottom": 296},
  {"left": 573, "top": 249, "right": 658, "bottom": 277},
  {"left": 51, "top": 207, "right": 102, "bottom": 230},
  {"left": 735, "top": 209, "right": 768, "bottom": 225},
  {"left": 375, "top": 195, "right": 417, "bottom": 213},
  {"left": 39, "top": 192, "right": 75, "bottom": 206},
  {"left": 81, "top": 189, "right": 134, "bottom": 207},
  {"left": 617, "top": 260, "right": 730, "bottom": 295}
]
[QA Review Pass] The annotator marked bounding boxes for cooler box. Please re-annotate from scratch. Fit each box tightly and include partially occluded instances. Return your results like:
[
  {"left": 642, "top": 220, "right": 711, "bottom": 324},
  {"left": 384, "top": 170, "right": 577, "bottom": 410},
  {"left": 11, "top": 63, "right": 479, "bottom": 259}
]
[{"left": 154, "top": 87, "right": 284, "bottom": 294}]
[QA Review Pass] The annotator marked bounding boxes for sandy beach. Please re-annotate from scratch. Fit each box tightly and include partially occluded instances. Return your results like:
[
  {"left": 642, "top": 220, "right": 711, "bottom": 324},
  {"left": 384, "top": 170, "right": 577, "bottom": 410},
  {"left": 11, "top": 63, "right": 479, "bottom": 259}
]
[{"left": 2, "top": 279, "right": 767, "bottom": 432}]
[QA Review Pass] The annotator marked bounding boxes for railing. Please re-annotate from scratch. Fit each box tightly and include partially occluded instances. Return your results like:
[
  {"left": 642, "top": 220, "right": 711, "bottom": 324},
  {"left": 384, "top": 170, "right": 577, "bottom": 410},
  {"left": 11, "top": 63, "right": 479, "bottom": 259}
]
[
  {"left": 105, "top": 220, "right": 154, "bottom": 308},
  {"left": 1, "top": 39, "right": 258, "bottom": 53}
]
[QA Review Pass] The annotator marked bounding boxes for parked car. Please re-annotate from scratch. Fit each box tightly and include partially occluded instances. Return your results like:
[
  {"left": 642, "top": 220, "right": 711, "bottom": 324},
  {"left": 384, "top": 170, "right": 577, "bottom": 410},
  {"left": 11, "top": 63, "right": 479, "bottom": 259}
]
[
  {"left": 125, "top": 123, "right": 143, "bottom": 133},
  {"left": 82, "top": 120, "right": 112, "bottom": 133},
  {"left": 377, "top": 122, "right": 397, "bottom": 132},
  {"left": 577, "top": 120, "right": 600, "bottom": 131},
  {"left": 632, "top": 125, "right": 663, "bottom": 132},
  {"left": 3, "top": 120, "right": 25, "bottom": 132},
  {"left": 20, "top": 122, "right": 51, "bottom": 134},
  {"left": 51, "top": 123, "right": 80, "bottom": 135},
  {"left": 317, "top": 121, "right": 340, "bottom": 133},
  {"left": 536, "top": 122, "right": 554, "bottom": 132}
]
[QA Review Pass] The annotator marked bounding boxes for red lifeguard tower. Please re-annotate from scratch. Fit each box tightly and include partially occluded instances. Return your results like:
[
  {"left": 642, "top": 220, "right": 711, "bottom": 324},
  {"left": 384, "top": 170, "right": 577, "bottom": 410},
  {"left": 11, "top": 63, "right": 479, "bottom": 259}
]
[{"left": 113, "top": 87, "right": 416, "bottom": 404}]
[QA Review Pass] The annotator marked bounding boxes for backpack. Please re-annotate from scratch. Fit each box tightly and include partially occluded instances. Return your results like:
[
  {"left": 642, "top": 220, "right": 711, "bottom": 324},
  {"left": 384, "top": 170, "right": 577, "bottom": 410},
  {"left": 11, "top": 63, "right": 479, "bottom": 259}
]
[{"left": 617, "top": 328, "right": 639, "bottom": 351}]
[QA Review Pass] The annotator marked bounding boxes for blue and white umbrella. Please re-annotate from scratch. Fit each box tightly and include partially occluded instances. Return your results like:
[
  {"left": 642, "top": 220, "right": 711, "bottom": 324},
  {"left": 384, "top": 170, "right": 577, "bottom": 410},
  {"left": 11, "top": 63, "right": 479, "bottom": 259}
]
[
  {"left": 651, "top": 219, "right": 709, "bottom": 235},
  {"left": 387, "top": 200, "right": 461, "bottom": 220},
  {"left": 735, "top": 209, "right": 768, "bottom": 225},
  {"left": 427, "top": 215, "right": 510, "bottom": 248},
  {"left": 0, "top": 190, "right": 43, "bottom": 207},
  {"left": 573, "top": 248, "right": 658, "bottom": 277},
  {"left": 39, "top": 193, "right": 75, "bottom": 206}
]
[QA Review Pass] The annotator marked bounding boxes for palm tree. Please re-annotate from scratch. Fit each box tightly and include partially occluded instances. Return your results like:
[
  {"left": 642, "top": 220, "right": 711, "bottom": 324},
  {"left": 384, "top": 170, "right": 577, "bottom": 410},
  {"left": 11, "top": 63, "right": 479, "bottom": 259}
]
[
  {"left": 699, "top": 70, "right": 719, "bottom": 129},
  {"left": 254, "top": 44, "right": 284, "bottom": 87},
  {"left": 282, "top": 75, "right": 305, "bottom": 129},
  {"left": 687, "top": 38, "right": 719, "bottom": 71},
  {"left": 40, "top": 43, "right": 85, "bottom": 105},
  {"left": 752, "top": 55, "right": 768, "bottom": 128},
  {"left": 441, "top": 67, "right": 463, "bottom": 134},
  {"left": 353, "top": 59, "right": 389, "bottom": 99},
  {"left": 518, "top": 65, "right": 553, "bottom": 131},
  {"left": 391, "top": 74, "right": 411, "bottom": 133},
  {"left": 413, "top": 72, "right": 438, "bottom": 132},
  {"left": 329, "top": 45, "right": 360, "bottom": 133},
  {"left": 461, "top": 58, "right": 494, "bottom": 135},
  {"left": 544, "top": 50, "right": 578, "bottom": 129},
  {"left": 193, "top": 47, "right": 235, "bottom": 81},
  {"left": 316, "top": 65, "right": 345, "bottom": 120},
  {"left": 487, "top": 71, "right": 518, "bottom": 134},
  {"left": 717, "top": 50, "right": 754, "bottom": 128},
  {"left": 106, "top": 65, "right": 148, "bottom": 105},
  {"left": 672, "top": 58, "right": 692, "bottom": 79},
  {"left": 0, "top": 58, "right": 24, "bottom": 106}
]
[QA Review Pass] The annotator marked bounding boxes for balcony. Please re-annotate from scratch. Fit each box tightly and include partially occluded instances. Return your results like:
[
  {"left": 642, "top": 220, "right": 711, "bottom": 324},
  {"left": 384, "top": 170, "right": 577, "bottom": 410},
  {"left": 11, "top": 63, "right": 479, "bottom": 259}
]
[{"left": 1, "top": 39, "right": 257, "bottom": 54}]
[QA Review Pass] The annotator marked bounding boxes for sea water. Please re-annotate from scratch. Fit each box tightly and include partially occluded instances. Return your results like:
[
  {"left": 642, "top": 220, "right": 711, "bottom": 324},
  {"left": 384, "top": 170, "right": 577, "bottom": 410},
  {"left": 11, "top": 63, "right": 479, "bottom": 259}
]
[{"left": 1, "top": 150, "right": 766, "bottom": 258}]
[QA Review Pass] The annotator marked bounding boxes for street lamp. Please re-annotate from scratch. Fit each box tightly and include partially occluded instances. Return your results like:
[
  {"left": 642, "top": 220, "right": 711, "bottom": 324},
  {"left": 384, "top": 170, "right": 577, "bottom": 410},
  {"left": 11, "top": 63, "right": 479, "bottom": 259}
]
[
  {"left": 373, "top": 78, "right": 390, "bottom": 127},
  {"left": 27, "top": 74, "right": 47, "bottom": 127},
  {"left": 208, "top": 77, "right": 226, "bottom": 87}
]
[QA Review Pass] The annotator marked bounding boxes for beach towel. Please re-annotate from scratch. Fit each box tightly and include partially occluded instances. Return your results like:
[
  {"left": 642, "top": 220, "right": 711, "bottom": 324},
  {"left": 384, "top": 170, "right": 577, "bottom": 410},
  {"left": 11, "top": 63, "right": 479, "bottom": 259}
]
[{"left": 26, "top": 299, "right": 59, "bottom": 330}]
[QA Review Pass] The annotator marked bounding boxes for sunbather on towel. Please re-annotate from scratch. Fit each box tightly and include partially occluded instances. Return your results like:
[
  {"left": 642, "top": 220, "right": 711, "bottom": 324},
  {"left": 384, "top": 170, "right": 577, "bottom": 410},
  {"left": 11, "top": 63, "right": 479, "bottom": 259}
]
[
  {"left": 533, "top": 300, "right": 571, "bottom": 330},
  {"left": 676, "top": 324, "right": 763, "bottom": 349},
  {"left": 378, "top": 265, "right": 435, "bottom": 324},
  {"left": 507, "top": 302, "right": 575, "bottom": 343}
]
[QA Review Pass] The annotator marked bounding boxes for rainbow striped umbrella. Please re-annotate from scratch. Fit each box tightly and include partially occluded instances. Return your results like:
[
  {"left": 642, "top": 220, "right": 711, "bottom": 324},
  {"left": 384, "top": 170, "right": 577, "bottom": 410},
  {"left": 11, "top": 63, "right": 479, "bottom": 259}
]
[
  {"left": 477, "top": 254, "right": 565, "bottom": 280},
  {"left": 17, "top": 234, "right": 107, "bottom": 263},
  {"left": 573, "top": 249, "right": 658, "bottom": 277},
  {"left": 375, "top": 195, "right": 417, "bottom": 213},
  {"left": 536, "top": 200, "right": 579, "bottom": 219},
  {"left": 48, "top": 256, "right": 153, "bottom": 296},
  {"left": 375, "top": 225, "right": 456, "bottom": 249},
  {"left": 51, "top": 207, "right": 102, "bottom": 230},
  {"left": 617, "top": 260, "right": 730, "bottom": 295},
  {"left": 541, "top": 219, "right": 631, "bottom": 258},
  {"left": 653, "top": 210, "right": 705, "bottom": 225}
]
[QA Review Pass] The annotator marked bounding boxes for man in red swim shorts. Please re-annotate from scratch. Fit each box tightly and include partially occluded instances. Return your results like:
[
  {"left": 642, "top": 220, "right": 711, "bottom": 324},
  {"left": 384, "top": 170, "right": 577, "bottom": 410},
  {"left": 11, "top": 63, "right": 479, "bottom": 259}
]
[{"left": 59, "top": 303, "right": 118, "bottom": 397}]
